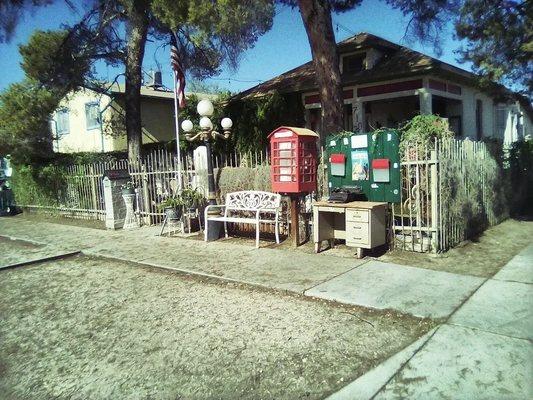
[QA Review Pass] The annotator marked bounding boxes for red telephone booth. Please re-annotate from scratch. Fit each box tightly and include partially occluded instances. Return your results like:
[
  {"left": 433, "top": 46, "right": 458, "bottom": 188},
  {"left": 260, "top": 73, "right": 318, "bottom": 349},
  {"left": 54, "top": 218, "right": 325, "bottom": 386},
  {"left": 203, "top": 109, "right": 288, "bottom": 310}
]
[{"left": 268, "top": 126, "right": 319, "bottom": 194}]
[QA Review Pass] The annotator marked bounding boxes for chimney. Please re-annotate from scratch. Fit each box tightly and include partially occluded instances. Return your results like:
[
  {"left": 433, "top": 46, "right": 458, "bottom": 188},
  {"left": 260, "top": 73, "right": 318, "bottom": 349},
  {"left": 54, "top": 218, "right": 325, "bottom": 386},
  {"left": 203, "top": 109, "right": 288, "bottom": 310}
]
[{"left": 147, "top": 70, "right": 163, "bottom": 90}]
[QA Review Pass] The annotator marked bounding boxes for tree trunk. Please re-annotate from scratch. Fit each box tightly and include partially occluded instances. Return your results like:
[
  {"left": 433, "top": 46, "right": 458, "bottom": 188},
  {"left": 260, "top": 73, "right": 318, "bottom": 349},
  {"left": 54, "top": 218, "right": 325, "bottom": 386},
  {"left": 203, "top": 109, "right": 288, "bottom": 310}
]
[
  {"left": 297, "top": 0, "right": 344, "bottom": 142},
  {"left": 124, "top": 0, "right": 149, "bottom": 164}
]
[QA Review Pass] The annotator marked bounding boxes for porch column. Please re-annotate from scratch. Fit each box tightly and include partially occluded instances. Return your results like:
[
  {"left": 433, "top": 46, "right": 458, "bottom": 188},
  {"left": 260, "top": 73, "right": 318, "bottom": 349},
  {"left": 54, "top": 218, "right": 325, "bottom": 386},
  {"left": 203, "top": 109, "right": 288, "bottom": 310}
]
[
  {"left": 353, "top": 100, "right": 365, "bottom": 132},
  {"left": 419, "top": 89, "right": 432, "bottom": 115}
]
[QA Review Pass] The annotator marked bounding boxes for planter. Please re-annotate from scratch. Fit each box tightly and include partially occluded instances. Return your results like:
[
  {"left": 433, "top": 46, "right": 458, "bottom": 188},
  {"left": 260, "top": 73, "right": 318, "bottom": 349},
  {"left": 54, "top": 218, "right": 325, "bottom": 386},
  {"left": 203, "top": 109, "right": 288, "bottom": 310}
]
[
  {"left": 164, "top": 206, "right": 182, "bottom": 221},
  {"left": 122, "top": 188, "right": 135, "bottom": 196}
]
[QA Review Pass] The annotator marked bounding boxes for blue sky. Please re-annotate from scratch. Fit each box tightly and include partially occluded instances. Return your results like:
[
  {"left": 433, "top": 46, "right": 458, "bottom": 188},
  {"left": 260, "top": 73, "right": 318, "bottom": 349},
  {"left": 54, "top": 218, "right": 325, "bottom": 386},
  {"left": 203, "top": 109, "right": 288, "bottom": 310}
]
[{"left": 0, "top": 0, "right": 467, "bottom": 94}]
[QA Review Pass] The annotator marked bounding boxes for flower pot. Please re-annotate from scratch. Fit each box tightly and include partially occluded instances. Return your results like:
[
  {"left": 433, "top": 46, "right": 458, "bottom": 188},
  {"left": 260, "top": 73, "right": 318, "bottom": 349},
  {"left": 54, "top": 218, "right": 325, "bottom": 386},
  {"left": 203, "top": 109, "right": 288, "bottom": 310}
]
[
  {"left": 122, "top": 188, "right": 135, "bottom": 196},
  {"left": 164, "top": 206, "right": 182, "bottom": 221}
]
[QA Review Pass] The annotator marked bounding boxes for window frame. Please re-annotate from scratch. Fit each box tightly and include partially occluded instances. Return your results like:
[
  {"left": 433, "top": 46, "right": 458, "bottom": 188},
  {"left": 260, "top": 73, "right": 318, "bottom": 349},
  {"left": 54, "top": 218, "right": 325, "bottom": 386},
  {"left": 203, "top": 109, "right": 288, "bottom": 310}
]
[
  {"left": 495, "top": 106, "right": 507, "bottom": 138},
  {"left": 340, "top": 51, "right": 366, "bottom": 74},
  {"left": 85, "top": 101, "right": 101, "bottom": 131},
  {"left": 475, "top": 99, "right": 483, "bottom": 140},
  {"left": 56, "top": 108, "right": 70, "bottom": 135}
]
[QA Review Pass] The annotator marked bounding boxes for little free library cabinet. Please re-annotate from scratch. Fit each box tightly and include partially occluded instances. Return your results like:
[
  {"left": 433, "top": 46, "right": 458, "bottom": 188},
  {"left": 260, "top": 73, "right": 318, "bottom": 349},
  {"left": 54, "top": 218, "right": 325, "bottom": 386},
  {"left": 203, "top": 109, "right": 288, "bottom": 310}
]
[{"left": 313, "top": 201, "right": 387, "bottom": 258}]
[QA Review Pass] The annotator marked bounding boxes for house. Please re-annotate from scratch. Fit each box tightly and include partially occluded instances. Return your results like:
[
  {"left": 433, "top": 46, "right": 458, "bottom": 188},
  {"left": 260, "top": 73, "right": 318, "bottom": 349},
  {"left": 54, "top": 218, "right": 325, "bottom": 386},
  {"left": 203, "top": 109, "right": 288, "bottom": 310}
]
[
  {"left": 50, "top": 77, "right": 216, "bottom": 153},
  {"left": 235, "top": 33, "right": 532, "bottom": 144}
]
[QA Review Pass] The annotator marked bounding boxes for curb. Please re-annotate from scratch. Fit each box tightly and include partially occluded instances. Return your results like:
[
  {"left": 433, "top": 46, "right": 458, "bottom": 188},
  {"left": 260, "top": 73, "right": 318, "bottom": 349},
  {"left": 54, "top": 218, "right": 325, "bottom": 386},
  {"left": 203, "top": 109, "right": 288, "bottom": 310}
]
[{"left": 0, "top": 251, "right": 81, "bottom": 271}]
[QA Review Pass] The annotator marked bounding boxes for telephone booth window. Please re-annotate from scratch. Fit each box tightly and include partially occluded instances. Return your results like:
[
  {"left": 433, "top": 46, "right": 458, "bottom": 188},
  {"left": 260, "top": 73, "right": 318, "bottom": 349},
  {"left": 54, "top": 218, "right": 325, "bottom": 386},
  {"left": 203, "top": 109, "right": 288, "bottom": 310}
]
[{"left": 269, "top": 127, "right": 319, "bottom": 194}]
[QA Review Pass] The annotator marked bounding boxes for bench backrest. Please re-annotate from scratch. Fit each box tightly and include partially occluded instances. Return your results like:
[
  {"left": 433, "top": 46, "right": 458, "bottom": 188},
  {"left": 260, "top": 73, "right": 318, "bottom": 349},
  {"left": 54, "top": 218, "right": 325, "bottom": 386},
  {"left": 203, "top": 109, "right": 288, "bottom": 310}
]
[{"left": 225, "top": 191, "right": 281, "bottom": 212}]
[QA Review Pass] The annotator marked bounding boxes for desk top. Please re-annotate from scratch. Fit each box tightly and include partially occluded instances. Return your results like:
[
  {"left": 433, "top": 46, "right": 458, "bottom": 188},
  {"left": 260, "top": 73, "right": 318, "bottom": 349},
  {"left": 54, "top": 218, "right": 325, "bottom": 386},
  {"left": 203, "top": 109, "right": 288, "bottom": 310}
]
[{"left": 313, "top": 201, "right": 388, "bottom": 210}]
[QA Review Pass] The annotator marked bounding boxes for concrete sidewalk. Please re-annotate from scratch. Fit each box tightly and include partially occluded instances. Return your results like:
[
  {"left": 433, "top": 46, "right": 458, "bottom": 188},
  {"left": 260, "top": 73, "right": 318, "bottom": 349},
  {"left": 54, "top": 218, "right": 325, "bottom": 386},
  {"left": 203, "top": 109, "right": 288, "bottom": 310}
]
[
  {"left": 329, "top": 244, "right": 533, "bottom": 400},
  {"left": 0, "top": 216, "right": 366, "bottom": 294}
]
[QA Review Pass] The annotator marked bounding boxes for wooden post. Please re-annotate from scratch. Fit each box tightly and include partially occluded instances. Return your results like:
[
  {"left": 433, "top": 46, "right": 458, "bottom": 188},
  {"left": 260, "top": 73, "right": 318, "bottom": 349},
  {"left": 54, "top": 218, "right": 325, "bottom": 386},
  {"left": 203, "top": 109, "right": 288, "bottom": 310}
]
[{"left": 290, "top": 194, "right": 300, "bottom": 247}]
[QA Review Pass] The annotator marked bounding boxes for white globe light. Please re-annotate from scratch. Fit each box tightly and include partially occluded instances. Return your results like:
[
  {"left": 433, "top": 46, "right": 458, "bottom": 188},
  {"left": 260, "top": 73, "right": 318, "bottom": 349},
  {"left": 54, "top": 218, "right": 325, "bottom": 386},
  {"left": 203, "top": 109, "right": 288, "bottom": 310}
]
[
  {"left": 221, "top": 117, "right": 233, "bottom": 130},
  {"left": 181, "top": 119, "right": 193, "bottom": 132},
  {"left": 199, "top": 116, "right": 213, "bottom": 130},
  {"left": 197, "top": 99, "right": 214, "bottom": 117}
]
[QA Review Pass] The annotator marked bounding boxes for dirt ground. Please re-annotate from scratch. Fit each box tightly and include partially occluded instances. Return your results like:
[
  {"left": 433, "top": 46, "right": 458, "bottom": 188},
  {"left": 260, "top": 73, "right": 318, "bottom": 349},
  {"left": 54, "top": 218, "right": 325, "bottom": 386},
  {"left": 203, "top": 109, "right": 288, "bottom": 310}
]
[
  {"left": 380, "top": 219, "right": 533, "bottom": 277},
  {"left": 0, "top": 254, "right": 434, "bottom": 400},
  {"left": 0, "top": 236, "right": 44, "bottom": 266},
  {"left": 15, "top": 211, "right": 106, "bottom": 230}
]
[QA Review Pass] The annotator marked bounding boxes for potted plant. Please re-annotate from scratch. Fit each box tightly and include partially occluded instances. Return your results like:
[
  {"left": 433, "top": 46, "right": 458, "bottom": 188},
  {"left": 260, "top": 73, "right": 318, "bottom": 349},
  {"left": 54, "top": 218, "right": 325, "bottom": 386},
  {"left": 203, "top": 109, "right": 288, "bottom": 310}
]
[
  {"left": 121, "top": 181, "right": 136, "bottom": 196},
  {"left": 181, "top": 187, "right": 204, "bottom": 213},
  {"left": 158, "top": 196, "right": 185, "bottom": 220}
]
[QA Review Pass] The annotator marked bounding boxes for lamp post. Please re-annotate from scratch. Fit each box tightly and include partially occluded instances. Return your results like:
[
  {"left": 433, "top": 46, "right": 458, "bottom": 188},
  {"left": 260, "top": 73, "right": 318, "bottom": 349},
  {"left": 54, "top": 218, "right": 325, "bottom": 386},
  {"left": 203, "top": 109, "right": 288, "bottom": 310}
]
[{"left": 181, "top": 99, "right": 232, "bottom": 210}]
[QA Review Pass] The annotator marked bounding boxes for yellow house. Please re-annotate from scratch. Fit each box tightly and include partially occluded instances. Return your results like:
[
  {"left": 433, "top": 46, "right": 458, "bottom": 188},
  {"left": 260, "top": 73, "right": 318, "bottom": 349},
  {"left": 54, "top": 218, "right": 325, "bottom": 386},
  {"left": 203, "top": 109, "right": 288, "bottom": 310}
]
[{"left": 50, "top": 84, "right": 214, "bottom": 153}]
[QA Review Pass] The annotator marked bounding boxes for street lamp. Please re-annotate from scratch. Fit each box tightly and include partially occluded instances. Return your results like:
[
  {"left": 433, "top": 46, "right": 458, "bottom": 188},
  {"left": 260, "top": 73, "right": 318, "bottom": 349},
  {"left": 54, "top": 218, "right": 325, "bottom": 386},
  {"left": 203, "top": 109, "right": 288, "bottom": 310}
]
[{"left": 181, "top": 99, "right": 232, "bottom": 210}]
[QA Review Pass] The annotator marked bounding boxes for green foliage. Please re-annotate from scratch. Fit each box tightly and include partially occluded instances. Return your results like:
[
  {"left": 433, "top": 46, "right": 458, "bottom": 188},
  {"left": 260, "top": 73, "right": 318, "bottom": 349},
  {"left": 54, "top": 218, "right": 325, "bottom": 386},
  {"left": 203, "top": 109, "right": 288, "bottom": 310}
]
[
  {"left": 10, "top": 164, "right": 67, "bottom": 207},
  {"left": 151, "top": 0, "right": 274, "bottom": 77},
  {"left": 506, "top": 138, "right": 533, "bottom": 216},
  {"left": 158, "top": 196, "right": 185, "bottom": 210},
  {"left": 180, "top": 187, "right": 204, "bottom": 208},
  {"left": 455, "top": 0, "right": 531, "bottom": 95},
  {"left": 226, "top": 91, "right": 302, "bottom": 152},
  {"left": 0, "top": 80, "right": 60, "bottom": 164},
  {"left": 157, "top": 187, "right": 204, "bottom": 210},
  {"left": 19, "top": 30, "right": 90, "bottom": 93},
  {"left": 398, "top": 114, "right": 454, "bottom": 155}
]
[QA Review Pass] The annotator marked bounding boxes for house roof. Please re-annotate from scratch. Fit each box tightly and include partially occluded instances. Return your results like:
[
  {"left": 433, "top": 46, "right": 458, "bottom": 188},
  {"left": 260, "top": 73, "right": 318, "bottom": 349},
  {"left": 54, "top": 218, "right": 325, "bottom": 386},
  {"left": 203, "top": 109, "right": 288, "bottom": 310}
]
[
  {"left": 107, "top": 83, "right": 218, "bottom": 101},
  {"left": 232, "top": 32, "right": 481, "bottom": 100},
  {"left": 267, "top": 126, "right": 319, "bottom": 138}
]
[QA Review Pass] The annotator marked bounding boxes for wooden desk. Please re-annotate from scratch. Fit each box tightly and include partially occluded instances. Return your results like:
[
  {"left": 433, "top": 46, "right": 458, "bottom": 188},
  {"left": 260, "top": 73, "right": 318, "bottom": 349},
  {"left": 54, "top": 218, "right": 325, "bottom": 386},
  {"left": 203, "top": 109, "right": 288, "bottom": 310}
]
[{"left": 312, "top": 201, "right": 388, "bottom": 258}]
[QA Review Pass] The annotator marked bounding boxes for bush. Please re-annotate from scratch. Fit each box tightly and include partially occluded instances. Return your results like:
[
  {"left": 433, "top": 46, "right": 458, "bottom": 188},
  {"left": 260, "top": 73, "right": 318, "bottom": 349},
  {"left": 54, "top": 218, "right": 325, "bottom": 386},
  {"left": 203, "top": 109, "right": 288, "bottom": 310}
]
[
  {"left": 507, "top": 138, "right": 533, "bottom": 216},
  {"left": 399, "top": 114, "right": 454, "bottom": 155},
  {"left": 216, "top": 166, "right": 271, "bottom": 201},
  {"left": 10, "top": 164, "right": 67, "bottom": 206}
]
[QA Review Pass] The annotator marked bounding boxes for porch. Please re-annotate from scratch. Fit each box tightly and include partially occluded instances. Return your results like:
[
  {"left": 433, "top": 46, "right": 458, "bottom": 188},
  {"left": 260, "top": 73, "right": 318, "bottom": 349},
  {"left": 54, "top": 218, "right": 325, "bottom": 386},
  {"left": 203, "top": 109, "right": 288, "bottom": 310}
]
[{"left": 303, "top": 77, "right": 464, "bottom": 137}]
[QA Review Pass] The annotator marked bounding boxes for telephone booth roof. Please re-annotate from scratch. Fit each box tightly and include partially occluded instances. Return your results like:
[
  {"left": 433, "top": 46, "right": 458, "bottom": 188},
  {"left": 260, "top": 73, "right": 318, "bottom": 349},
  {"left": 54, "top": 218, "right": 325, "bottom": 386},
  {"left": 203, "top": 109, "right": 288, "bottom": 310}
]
[{"left": 268, "top": 126, "right": 319, "bottom": 139}]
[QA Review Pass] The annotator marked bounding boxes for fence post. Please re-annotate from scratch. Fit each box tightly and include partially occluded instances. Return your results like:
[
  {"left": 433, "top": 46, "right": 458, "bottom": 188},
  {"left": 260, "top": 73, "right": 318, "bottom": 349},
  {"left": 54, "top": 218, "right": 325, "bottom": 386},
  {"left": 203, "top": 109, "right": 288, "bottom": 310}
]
[
  {"left": 430, "top": 146, "right": 439, "bottom": 252},
  {"left": 141, "top": 162, "right": 151, "bottom": 225},
  {"left": 89, "top": 164, "right": 99, "bottom": 214}
]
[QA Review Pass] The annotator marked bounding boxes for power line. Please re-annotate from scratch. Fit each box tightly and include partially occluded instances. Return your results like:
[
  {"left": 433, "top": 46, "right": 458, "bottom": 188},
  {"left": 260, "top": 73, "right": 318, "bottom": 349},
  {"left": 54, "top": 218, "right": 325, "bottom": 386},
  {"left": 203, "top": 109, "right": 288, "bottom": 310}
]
[{"left": 336, "top": 22, "right": 357, "bottom": 36}]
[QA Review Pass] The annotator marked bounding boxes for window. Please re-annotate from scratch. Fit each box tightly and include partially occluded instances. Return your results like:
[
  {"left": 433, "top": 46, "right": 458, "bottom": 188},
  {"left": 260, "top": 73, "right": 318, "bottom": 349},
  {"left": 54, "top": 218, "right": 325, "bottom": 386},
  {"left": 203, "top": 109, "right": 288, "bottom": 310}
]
[
  {"left": 475, "top": 99, "right": 483, "bottom": 140},
  {"left": 342, "top": 53, "right": 365, "bottom": 74},
  {"left": 56, "top": 108, "right": 69, "bottom": 135},
  {"left": 496, "top": 107, "right": 507, "bottom": 138},
  {"left": 85, "top": 102, "right": 101, "bottom": 130}
]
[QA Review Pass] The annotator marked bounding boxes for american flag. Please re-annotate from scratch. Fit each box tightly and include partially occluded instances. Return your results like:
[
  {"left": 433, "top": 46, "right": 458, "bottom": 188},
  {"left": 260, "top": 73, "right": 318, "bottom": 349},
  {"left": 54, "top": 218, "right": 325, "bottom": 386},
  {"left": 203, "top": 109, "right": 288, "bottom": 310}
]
[{"left": 170, "top": 44, "right": 186, "bottom": 108}]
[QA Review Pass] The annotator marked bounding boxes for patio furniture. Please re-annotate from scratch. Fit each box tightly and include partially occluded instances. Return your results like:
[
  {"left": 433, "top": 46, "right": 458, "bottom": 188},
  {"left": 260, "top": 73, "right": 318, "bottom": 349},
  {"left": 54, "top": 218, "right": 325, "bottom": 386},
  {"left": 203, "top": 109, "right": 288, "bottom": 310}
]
[{"left": 204, "top": 191, "right": 282, "bottom": 248}]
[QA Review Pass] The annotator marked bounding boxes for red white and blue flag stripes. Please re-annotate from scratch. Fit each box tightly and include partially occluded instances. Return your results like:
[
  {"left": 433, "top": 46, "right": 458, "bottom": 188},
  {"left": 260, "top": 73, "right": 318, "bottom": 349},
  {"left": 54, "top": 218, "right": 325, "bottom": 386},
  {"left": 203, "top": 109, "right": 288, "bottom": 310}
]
[{"left": 170, "top": 43, "right": 186, "bottom": 108}]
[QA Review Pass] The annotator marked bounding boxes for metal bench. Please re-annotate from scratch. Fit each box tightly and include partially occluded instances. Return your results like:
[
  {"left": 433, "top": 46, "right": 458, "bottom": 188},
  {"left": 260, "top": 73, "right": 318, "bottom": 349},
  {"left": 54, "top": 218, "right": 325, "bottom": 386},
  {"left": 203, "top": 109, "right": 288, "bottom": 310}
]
[{"left": 204, "top": 191, "right": 281, "bottom": 248}]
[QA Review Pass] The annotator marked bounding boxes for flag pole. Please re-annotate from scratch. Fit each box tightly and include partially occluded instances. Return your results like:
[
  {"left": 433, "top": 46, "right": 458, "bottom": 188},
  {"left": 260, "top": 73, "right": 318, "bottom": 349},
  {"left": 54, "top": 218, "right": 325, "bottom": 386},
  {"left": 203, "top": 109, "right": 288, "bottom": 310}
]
[
  {"left": 171, "top": 31, "right": 183, "bottom": 192},
  {"left": 172, "top": 69, "right": 183, "bottom": 192}
]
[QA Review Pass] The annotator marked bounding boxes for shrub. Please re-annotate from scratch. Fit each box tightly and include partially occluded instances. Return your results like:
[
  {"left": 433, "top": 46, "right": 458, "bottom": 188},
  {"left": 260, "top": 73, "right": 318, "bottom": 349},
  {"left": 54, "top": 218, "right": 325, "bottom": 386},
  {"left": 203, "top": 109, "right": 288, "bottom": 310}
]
[
  {"left": 507, "top": 138, "right": 533, "bottom": 216},
  {"left": 10, "top": 164, "right": 67, "bottom": 206},
  {"left": 399, "top": 114, "right": 454, "bottom": 155},
  {"left": 216, "top": 166, "right": 271, "bottom": 201}
]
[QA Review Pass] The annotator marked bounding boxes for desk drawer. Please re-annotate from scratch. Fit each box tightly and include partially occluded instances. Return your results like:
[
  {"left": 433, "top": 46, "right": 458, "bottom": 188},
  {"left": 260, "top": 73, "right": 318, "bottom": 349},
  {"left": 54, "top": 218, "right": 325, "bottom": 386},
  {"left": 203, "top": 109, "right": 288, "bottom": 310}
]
[
  {"left": 345, "top": 221, "right": 369, "bottom": 244},
  {"left": 316, "top": 206, "right": 344, "bottom": 213},
  {"left": 346, "top": 209, "right": 369, "bottom": 222}
]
